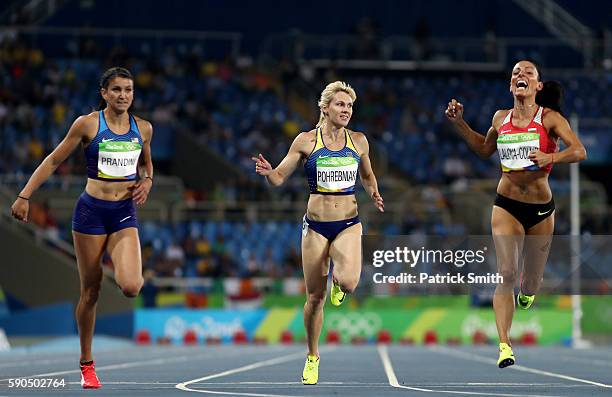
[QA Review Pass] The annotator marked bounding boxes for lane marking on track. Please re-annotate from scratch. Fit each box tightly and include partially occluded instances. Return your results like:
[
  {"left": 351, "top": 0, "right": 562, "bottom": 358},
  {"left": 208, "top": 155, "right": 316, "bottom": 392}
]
[
  {"left": 429, "top": 345, "right": 612, "bottom": 389},
  {"left": 378, "top": 345, "right": 432, "bottom": 392},
  {"left": 377, "top": 345, "right": 564, "bottom": 397},
  {"left": 0, "top": 348, "right": 264, "bottom": 382},
  {"left": 65, "top": 381, "right": 387, "bottom": 386},
  {"left": 176, "top": 346, "right": 336, "bottom": 396},
  {"left": 541, "top": 355, "right": 612, "bottom": 369},
  {"left": 0, "top": 348, "right": 223, "bottom": 369}
]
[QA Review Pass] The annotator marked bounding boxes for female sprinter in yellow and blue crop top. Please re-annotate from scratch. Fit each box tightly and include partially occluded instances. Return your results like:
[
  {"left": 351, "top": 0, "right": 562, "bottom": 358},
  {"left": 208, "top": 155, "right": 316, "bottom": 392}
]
[{"left": 252, "top": 81, "right": 384, "bottom": 385}]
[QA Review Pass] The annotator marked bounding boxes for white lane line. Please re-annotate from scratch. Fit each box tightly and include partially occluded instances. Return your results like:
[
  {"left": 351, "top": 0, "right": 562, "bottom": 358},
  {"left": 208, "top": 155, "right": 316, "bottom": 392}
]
[
  {"left": 553, "top": 349, "right": 612, "bottom": 362},
  {"left": 188, "top": 386, "right": 390, "bottom": 390},
  {"left": 1, "top": 355, "right": 208, "bottom": 379},
  {"left": 377, "top": 345, "right": 432, "bottom": 392},
  {"left": 377, "top": 345, "right": 563, "bottom": 397},
  {"left": 430, "top": 345, "right": 612, "bottom": 389},
  {"left": 0, "top": 349, "right": 190, "bottom": 369},
  {"left": 0, "top": 358, "right": 75, "bottom": 369},
  {"left": 66, "top": 381, "right": 178, "bottom": 385},
  {"left": 176, "top": 346, "right": 335, "bottom": 396},
  {"left": 464, "top": 383, "right": 582, "bottom": 387},
  {"left": 498, "top": 347, "right": 612, "bottom": 369},
  {"left": 65, "top": 381, "right": 385, "bottom": 386},
  {"left": 177, "top": 350, "right": 309, "bottom": 384},
  {"left": 423, "top": 390, "right": 559, "bottom": 397},
  {"left": 550, "top": 355, "right": 612, "bottom": 369},
  {"left": 0, "top": 349, "right": 253, "bottom": 382},
  {"left": 63, "top": 380, "right": 589, "bottom": 388},
  {"left": 178, "top": 390, "right": 294, "bottom": 397},
  {"left": 192, "top": 382, "right": 384, "bottom": 385}
]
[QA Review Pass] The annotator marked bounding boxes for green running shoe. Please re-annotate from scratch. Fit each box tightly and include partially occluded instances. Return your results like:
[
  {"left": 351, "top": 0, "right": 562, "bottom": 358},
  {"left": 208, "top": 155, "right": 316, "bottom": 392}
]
[
  {"left": 497, "top": 342, "right": 515, "bottom": 368},
  {"left": 330, "top": 279, "right": 346, "bottom": 306},
  {"left": 517, "top": 292, "right": 535, "bottom": 310},
  {"left": 302, "top": 354, "right": 319, "bottom": 385}
]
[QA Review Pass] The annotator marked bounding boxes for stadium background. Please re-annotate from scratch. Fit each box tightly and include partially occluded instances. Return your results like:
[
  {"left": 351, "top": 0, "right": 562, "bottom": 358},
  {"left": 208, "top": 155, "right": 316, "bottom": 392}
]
[{"left": 0, "top": 0, "right": 610, "bottom": 350}]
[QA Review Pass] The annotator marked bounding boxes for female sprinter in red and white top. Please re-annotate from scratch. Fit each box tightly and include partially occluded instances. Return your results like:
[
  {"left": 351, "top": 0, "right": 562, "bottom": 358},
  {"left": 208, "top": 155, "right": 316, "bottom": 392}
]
[{"left": 445, "top": 60, "right": 586, "bottom": 368}]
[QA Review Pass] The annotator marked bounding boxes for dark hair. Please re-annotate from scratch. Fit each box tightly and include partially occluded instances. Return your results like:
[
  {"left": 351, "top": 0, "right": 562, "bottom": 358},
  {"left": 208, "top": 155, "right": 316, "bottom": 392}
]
[
  {"left": 521, "top": 61, "right": 564, "bottom": 115},
  {"left": 97, "top": 67, "right": 134, "bottom": 110},
  {"left": 536, "top": 80, "right": 564, "bottom": 115}
]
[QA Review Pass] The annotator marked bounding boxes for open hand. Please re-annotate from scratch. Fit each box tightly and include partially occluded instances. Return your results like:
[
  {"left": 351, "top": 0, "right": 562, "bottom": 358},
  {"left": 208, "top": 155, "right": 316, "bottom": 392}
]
[
  {"left": 132, "top": 178, "right": 153, "bottom": 205},
  {"left": 372, "top": 191, "right": 384, "bottom": 212}
]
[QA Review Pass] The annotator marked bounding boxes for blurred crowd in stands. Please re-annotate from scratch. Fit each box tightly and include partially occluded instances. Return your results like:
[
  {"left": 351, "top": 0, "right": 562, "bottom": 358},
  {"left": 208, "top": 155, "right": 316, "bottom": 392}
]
[{"left": 3, "top": 34, "right": 609, "bottom": 182}]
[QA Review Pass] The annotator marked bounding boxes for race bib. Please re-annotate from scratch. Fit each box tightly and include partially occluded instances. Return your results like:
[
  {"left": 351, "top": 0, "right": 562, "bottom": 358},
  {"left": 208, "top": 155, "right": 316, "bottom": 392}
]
[
  {"left": 316, "top": 156, "right": 358, "bottom": 192},
  {"left": 97, "top": 141, "right": 142, "bottom": 179},
  {"left": 497, "top": 132, "right": 540, "bottom": 171}
]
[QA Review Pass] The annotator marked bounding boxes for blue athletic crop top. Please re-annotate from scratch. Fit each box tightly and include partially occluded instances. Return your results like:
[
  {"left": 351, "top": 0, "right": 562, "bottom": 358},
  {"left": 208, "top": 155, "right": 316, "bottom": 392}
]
[
  {"left": 304, "top": 127, "right": 361, "bottom": 195},
  {"left": 85, "top": 111, "right": 143, "bottom": 182}
]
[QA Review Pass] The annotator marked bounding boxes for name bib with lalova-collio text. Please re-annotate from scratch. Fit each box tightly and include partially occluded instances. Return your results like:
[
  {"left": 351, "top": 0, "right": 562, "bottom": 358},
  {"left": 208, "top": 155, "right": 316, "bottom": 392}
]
[
  {"left": 316, "top": 156, "right": 358, "bottom": 193},
  {"left": 497, "top": 132, "right": 540, "bottom": 171},
  {"left": 97, "top": 141, "right": 142, "bottom": 179}
]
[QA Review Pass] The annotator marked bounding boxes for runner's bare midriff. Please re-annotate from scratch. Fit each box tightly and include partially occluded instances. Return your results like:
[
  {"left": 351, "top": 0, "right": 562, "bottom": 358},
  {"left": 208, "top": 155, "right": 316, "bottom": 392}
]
[
  {"left": 497, "top": 171, "right": 552, "bottom": 204},
  {"left": 306, "top": 194, "right": 358, "bottom": 221},
  {"left": 85, "top": 178, "right": 136, "bottom": 201}
]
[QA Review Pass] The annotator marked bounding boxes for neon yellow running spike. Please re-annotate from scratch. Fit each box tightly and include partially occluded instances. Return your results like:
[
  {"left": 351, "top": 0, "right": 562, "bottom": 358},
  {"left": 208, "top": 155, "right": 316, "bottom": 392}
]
[
  {"left": 302, "top": 354, "right": 319, "bottom": 385},
  {"left": 517, "top": 292, "right": 535, "bottom": 309},
  {"left": 497, "top": 343, "right": 515, "bottom": 368},
  {"left": 330, "top": 280, "right": 346, "bottom": 306}
]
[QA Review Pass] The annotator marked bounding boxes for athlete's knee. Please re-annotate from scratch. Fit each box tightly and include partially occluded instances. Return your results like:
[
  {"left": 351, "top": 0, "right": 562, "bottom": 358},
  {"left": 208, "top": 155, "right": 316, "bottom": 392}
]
[
  {"left": 80, "top": 285, "right": 101, "bottom": 306},
  {"left": 496, "top": 267, "right": 518, "bottom": 294},
  {"left": 334, "top": 271, "right": 360, "bottom": 294},
  {"left": 119, "top": 277, "right": 143, "bottom": 298},
  {"left": 498, "top": 267, "right": 518, "bottom": 286},
  {"left": 305, "top": 292, "right": 325, "bottom": 311},
  {"left": 338, "top": 278, "right": 359, "bottom": 294}
]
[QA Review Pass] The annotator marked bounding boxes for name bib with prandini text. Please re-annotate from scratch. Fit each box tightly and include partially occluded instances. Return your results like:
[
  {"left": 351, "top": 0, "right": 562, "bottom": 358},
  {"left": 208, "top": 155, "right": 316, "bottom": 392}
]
[{"left": 97, "top": 141, "right": 142, "bottom": 179}]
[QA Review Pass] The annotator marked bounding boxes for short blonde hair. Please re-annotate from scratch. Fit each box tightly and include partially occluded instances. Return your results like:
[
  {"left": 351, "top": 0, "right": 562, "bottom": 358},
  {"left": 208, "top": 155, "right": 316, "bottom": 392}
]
[{"left": 316, "top": 81, "right": 357, "bottom": 127}]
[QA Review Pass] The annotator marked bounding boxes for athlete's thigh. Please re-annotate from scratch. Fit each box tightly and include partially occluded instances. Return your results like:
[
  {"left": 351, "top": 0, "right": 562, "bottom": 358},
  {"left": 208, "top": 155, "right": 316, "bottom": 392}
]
[
  {"left": 72, "top": 231, "right": 107, "bottom": 286},
  {"left": 523, "top": 212, "right": 554, "bottom": 274},
  {"left": 106, "top": 227, "right": 142, "bottom": 282},
  {"left": 301, "top": 225, "right": 330, "bottom": 294},
  {"left": 491, "top": 206, "right": 524, "bottom": 286},
  {"left": 526, "top": 211, "right": 554, "bottom": 236},
  {"left": 329, "top": 223, "right": 362, "bottom": 274}
]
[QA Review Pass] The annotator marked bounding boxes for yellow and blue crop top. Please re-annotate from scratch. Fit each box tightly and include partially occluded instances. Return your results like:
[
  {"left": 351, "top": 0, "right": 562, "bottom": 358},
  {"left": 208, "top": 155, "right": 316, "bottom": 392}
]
[{"left": 304, "top": 127, "right": 361, "bottom": 195}]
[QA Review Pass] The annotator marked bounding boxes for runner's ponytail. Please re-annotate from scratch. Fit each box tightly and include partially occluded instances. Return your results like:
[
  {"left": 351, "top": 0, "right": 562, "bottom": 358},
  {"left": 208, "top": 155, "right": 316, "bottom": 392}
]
[{"left": 536, "top": 80, "right": 564, "bottom": 115}]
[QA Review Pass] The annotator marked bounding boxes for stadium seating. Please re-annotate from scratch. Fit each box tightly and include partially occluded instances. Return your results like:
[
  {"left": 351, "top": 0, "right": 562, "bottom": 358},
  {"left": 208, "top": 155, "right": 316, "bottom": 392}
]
[{"left": 1, "top": 38, "right": 609, "bottom": 181}]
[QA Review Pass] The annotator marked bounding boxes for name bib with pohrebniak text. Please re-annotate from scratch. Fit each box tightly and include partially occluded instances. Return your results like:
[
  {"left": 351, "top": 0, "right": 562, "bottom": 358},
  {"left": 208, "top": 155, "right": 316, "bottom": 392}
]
[
  {"left": 497, "top": 132, "right": 540, "bottom": 171},
  {"left": 316, "top": 156, "right": 358, "bottom": 192},
  {"left": 97, "top": 141, "right": 142, "bottom": 179}
]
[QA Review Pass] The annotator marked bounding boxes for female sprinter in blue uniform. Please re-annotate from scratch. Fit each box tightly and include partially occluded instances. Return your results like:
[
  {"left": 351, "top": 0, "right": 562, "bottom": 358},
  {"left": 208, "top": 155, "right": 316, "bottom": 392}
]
[
  {"left": 445, "top": 60, "right": 586, "bottom": 368},
  {"left": 11, "top": 67, "right": 154, "bottom": 388},
  {"left": 252, "top": 81, "right": 384, "bottom": 385}
]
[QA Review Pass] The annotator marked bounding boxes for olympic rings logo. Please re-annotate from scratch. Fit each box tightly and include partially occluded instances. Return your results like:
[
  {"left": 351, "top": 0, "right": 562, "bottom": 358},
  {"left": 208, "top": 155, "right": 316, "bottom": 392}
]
[{"left": 326, "top": 312, "right": 382, "bottom": 337}]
